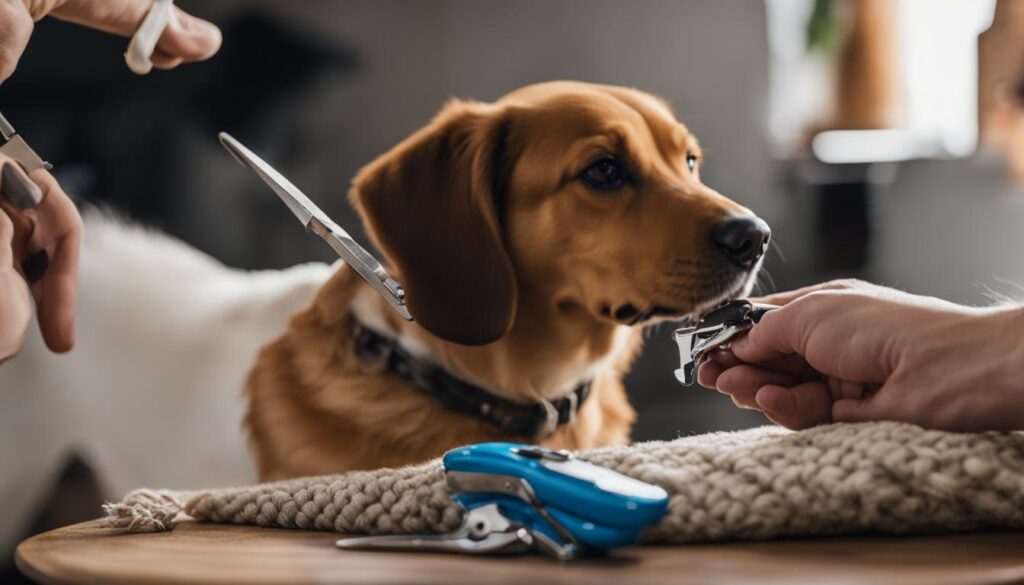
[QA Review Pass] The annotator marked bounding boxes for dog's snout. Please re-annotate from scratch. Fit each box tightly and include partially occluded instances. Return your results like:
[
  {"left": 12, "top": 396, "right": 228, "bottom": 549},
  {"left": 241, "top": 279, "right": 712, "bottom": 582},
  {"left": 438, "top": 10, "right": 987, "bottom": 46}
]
[{"left": 712, "top": 216, "right": 771, "bottom": 269}]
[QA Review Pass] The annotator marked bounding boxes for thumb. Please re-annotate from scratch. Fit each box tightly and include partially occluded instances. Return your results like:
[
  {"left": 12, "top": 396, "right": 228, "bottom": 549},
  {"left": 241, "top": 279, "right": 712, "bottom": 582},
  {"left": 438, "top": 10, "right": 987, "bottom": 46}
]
[
  {"left": 751, "top": 279, "right": 873, "bottom": 306},
  {"left": 729, "top": 306, "right": 804, "bottom": 364},
  {"left": 51, "top": 0, "right": 221, "bottom": 62}
]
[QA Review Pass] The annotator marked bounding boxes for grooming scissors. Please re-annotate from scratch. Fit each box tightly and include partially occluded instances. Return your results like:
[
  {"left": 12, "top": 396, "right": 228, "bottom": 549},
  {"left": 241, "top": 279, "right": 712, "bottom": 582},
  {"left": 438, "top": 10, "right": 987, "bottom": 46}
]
[
  {"left": 219, "top": 132, "right": 411, "bottom": 321},
  {"left": 673, "top": 299, "right": 778, "bottom": 385}
]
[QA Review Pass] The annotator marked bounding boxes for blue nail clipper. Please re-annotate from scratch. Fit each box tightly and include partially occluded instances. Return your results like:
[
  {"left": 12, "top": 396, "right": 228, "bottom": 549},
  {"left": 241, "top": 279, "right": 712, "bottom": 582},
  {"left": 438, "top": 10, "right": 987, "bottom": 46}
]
[{"left": 335, "top": 443, "right": 669, "bottom": 560}]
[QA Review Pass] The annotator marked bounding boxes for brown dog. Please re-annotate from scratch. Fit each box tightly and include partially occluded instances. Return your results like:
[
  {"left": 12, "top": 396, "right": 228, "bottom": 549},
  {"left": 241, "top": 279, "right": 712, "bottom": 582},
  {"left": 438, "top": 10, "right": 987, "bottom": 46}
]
[{"left": 244, "top": 81, "right": 769, "bottom": 480}]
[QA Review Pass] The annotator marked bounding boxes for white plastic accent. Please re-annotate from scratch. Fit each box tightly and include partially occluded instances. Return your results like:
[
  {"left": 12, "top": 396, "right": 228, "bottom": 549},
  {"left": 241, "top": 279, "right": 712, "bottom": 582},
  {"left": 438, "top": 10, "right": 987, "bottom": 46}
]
[{"left": 125, "top": 0, "right": 174, "bottom": 75}]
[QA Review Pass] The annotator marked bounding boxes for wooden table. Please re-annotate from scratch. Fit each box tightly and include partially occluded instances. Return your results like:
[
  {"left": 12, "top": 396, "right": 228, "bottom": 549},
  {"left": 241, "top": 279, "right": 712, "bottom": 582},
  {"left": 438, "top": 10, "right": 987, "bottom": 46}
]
[{"left": 15, "top": 520, "right": 1024, "bottom": 585}]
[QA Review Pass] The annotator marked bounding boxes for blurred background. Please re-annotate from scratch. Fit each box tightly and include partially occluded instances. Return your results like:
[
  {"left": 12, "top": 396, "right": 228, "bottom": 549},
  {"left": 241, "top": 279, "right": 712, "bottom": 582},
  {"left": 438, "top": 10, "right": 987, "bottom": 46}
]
[{"left": 4, "top": 0, "right": 1024, "bottom": 579}]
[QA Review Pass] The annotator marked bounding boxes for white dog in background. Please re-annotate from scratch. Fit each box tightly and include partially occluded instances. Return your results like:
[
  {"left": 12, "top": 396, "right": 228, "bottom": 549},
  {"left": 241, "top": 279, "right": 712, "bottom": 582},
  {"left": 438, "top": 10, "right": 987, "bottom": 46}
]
[{"left": 0, "top": 212, "right": 332, "bottom": 554}]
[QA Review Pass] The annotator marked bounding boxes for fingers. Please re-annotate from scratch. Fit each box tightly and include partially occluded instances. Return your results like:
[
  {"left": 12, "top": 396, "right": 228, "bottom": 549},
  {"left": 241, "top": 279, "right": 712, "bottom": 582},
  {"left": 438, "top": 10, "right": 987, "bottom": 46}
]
[
  {"left": 713, "top": 347, "right": 817, "bottom": 377},
  {"left": 703, "top": 357, "right": 835, "bottom": 427},
  {"left": 23, "top": 169, "right": 81, "bottom": 352},
  {"left": 0, "top": 161, "right": 80, "bottom": 353},
  {"left": 0, "top": 0, "right": 35, "bottom": 83},
  {"left": 832, "top": 395, "right": 884, "bottom": 423},
  {"left": 696, "top": 359, "right": 724, "bottom": 388},
  {"left": 706, "top": 348, "right": 744, "bottom": 368},
  {"left": 697, "top": 348, "right": 753, "bottom": 388},
  {"left": 755, "top": 382, "right": 834, "bottom": 429},
  {"left": 714, "top": 364, "right": 802, "bottom": 409},
  {"left": 0, "top": 204, "right": 14, "bottom": 264},
  {"left": 150, "top": 47, "right": 183, "bottom": 70},
  {"left": 0, "top": 208, "right": 31, "bottom": 361},
  {"left": 699, "top": 348, "right": 818, "bottom": 390},
  {"left": 0, "top": 159, "right": 36, "bottom": 260},
  {"left": 51, "top": 0, "right": 221, "bottom": 64}
]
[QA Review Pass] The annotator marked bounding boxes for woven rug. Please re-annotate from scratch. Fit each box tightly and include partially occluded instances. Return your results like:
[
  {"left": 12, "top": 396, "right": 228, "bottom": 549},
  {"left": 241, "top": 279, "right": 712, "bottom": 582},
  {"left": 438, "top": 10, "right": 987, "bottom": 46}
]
[{"left": 104, "top": 422, "right": 1024, "bottom": 543}]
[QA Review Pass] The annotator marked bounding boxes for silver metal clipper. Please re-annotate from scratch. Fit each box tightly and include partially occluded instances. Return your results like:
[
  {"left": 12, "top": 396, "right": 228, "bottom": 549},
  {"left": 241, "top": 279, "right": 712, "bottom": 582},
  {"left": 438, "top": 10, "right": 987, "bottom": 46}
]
[{"left": 673, "top": 299, "right": 778, "bottom": 385}]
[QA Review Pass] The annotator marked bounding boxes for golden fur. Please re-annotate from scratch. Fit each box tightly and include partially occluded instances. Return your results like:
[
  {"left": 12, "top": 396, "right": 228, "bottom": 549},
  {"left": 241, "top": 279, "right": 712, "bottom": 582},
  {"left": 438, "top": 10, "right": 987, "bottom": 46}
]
[{"left": 245, "top": 81, "right": 759, "bottom": 480}]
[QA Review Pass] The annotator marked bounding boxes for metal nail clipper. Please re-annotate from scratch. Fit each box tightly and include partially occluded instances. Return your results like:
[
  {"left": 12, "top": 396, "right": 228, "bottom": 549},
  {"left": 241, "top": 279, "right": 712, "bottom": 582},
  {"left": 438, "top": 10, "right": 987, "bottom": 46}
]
[
  {"left": 219, "top": 133, "right": 412, "bottom": 321},
  {"left": 673, "top": 299, "right": 778, "bottom": 386},
  {"left": 336, "top": 443, "right": 669, "bottom": 560}
]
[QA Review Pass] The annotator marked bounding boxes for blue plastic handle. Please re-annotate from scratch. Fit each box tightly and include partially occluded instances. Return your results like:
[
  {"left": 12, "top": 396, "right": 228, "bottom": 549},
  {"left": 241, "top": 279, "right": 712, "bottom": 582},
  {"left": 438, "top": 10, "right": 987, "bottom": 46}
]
[{"left": 443, "top": 443, "right": 668, "bottom": 551}]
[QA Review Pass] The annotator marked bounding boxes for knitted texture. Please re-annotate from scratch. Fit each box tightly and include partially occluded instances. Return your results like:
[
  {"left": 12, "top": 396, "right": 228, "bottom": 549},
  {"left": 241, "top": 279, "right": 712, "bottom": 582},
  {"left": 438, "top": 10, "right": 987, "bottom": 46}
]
[{"left": 104, "top": 422, "right": 1024, "bottom": 543}]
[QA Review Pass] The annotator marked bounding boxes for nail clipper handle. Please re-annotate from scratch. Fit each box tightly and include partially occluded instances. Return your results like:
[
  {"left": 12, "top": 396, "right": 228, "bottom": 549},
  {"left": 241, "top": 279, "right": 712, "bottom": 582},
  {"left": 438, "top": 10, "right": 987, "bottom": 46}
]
[{"left": 336, "top": 528, "right": 532, "bottom": 555}]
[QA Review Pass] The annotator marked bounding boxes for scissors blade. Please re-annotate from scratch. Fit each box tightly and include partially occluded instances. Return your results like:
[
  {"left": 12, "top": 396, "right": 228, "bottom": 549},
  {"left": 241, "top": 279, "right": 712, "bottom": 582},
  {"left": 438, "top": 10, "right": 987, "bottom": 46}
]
[
  {"left": 219, "top": 132, "right": 412, "bottom": 321},
  {"left": 0, "top": 111, "right": 51, "bottom": 175}
]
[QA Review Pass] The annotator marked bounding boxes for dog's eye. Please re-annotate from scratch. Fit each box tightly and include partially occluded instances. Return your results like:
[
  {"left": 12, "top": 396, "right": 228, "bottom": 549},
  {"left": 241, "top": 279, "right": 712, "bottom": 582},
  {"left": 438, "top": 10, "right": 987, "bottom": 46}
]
[
  {"left": 581, "top": 158, "right": 625, "bottom": 190},
  {"left": 686, "top": 154, "right": 698, "bottom": 172}
]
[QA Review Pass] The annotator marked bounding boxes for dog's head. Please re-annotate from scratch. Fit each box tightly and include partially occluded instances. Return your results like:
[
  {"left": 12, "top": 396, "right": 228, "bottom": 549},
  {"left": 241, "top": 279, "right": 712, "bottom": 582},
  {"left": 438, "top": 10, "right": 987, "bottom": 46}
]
[{"left": 351, "top": 81, "right": 768, "bottom": 345}]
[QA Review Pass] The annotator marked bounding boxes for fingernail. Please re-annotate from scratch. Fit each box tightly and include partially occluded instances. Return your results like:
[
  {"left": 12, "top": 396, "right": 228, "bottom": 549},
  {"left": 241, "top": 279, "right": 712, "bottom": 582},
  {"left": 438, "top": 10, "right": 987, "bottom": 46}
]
[
  {"left": 22, "top": 249, "right": 48, "bottom": 283},
  {"left": 2, "top": 163, "right": 43, "bottom": 210}
]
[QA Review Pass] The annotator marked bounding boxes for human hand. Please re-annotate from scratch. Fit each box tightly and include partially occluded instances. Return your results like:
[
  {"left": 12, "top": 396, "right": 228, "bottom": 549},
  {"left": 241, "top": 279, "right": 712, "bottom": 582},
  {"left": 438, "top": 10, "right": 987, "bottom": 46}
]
[
  {"left": 698, "top": 280, "right": 1024, "bottom": 432},
  {"left": 0, "top": 194, "right": 31, "bottom": 363},
  {"left": 0, "top": 158, "right": 81, "bottom": 361},
  {"left": 0, "top": 0, "right": 222, "bottom": 83}
]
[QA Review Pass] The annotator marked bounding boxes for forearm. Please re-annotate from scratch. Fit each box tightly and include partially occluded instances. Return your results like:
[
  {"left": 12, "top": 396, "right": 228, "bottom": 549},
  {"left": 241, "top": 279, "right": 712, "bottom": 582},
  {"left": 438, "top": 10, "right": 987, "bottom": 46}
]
[
  {"left": 972, "top": 304, "right": 1024, "bottom": 430},
  {"left": 967, "top": 304, "right": 1024, "bottom": 391},
  {"left": 894, "top": 303, "right": 1024, "bottom": 431},
  {"left": 989, "top": 305, "right": 1024, "bottom": 427}
]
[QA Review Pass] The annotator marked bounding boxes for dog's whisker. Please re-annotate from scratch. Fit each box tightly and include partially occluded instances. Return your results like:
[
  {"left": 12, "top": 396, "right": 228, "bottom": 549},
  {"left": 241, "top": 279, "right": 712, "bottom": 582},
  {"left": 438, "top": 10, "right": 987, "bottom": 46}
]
[
  {"left": 768, "top": 238, "right": 788, "bottom": 265},
  {"left": 753, "top": 269, "right": 776, "bottom": 296},
  {"left": 754, "top": 272, "right": 769, "bottom": 295}
]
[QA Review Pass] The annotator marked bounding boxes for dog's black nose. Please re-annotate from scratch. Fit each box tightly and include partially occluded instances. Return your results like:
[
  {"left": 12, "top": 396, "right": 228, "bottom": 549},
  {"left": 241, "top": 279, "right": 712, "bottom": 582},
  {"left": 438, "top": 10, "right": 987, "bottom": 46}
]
[{"left": 712, "top": 216, "right": 771, "bottom": 268}]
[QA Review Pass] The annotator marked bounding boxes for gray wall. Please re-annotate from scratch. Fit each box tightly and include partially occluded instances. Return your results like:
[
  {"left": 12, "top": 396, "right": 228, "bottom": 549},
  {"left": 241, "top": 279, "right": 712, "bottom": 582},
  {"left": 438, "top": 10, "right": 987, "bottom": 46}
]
[{"left": 872, "top": 155, "right": 1024, "bottom": 305}]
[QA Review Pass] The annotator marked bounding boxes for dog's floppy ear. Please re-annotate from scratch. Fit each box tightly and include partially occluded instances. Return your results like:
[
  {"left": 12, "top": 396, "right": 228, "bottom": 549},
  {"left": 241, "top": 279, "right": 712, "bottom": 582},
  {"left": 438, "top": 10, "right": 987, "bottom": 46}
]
[{"left": 350, "top": 100, "right": 516, "bottom": 345}]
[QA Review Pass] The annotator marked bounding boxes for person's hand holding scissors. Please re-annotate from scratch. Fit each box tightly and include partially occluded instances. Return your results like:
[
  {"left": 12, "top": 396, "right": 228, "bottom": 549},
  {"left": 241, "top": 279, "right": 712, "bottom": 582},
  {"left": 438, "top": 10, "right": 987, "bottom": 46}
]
[
  {"left": 0, "top": 0, "right": 221, "bottom": 362},
  {"left": 0, "top": 0, "right": 222, "bottom": 81},
  {"left": 0, "top": 152, "right": 79, "bottom": 360}
]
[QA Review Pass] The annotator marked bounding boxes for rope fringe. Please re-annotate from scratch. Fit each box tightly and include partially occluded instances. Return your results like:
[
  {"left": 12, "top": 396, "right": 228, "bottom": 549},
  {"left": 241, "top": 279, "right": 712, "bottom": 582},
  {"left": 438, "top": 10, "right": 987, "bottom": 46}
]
[{"left": 102, "top": 489, "right": 187, "bottom": 532}]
